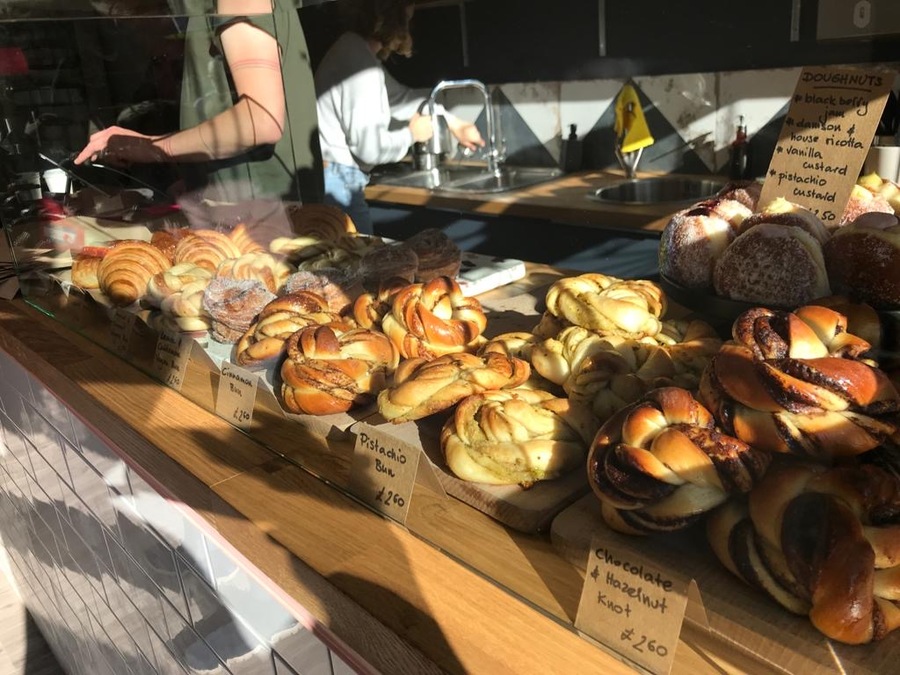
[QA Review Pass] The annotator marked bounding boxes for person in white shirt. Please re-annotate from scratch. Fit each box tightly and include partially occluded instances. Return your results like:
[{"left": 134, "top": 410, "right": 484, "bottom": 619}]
[{"left": 315, "top": 0, "right": 483, "bottom": 233}]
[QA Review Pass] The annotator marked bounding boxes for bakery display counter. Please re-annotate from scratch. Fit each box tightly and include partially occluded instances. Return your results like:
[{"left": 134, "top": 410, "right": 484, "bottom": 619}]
[
  {"left": 365, "top": 168, "right": 682, "bottom": 234},
  {"left": 0, "top": 294, "right": 771, "bottom": 675}
]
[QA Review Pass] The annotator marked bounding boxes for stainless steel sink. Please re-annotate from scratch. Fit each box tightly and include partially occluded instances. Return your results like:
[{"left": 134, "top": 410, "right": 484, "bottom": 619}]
[
  {"left": 370, "top": 165, "right": 562, "bottom": 194},
  {"left": 589, "top": 176, "right": 728, "bottom": 205}
]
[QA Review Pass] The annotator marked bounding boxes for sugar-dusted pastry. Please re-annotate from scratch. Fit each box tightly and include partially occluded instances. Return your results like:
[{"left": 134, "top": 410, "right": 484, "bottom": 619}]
[
  {"left": 280, "top": 324, "right": 398, "bottom": 415},
  {"left": 658, "top": 197, "right": 750, "bottom": 289},
  {"left": 202, "top": 278, "right": 275, "bottom": 343},
  {"left": 824, "top": 211, "right": 900, "bottom": 309},
  {"left": 235, "top": 291, "right": 346, "bottom": 367},
  {"left": 97, "top": 240, "right": 171, "bottom": 307},
  {"left": 381, "top": 276, "right": 487, "bottom": 359},
  {"left": 174, "top": 229, "right": 243, "bottom": 273},
  {"left": 588, "top": 387, "right": 770, "bottom": 534},
  {"left": 441, "top": 389, "right": 599, "bottom": 486},
  {"left": 377, "top": 351, "right": 531, "bottom": 423},
  {"left": 839, "top": 183, "right": 894, "bottom": 227},
  {"left": 715, "top": 179, "right": 762, "bottom": 211},
  {"left": 713, "top": 222, "right": 830, "bottom": 307}
]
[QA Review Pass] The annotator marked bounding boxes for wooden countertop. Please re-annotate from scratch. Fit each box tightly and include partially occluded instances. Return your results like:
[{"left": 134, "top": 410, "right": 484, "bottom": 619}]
[
  {"left": 0, "top": 296, "right": 765, "bottom": 675},
  {"left": 364, "top": 169, "right": 677, "bottom": 234}
]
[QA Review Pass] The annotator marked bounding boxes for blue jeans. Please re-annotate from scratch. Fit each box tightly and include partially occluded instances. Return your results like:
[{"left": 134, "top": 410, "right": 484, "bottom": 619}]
[{"left": 322, "top": 162, "right": 373, "bottom": 235}]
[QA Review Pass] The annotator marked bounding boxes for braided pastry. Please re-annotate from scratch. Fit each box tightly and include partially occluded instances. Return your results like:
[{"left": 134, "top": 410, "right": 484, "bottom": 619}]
[
  {"left": 707, "top": 461, "right": 900, "bottom": 644},
  {"left": 588, "top": 387, "right": 770, "bottom": 535},
  {"left": 479, "top": 332, "right": 560, "bottom": 393},
  {"left": 441, "top": 389, "right": 599, "bottom": 486},
  {"left": 565, "top": 334, "right": 679, "bottom": 422},
  {"left": 280, "top": 324, "right": 398, "bottom": 415},
  {"left": 235, "top": 291, "right": 346, "bottom": 367},
  {"left": 732, "top": 305, "right": 872, "bottom": 361},
  {"left": 174, "top": 230, "right": 243, "bottom": 272},
  {"left": 699, "top": 324, "right": 900, "bottom": 458},
  {"left": 282, "top": 268, "right": 364, "bottom": 314},
  {"left": 352, "top": 277, "right": 408, "bottom": 329},
  {"left": 229, "top": 223, "right": 266, "bottom": 254},
  {"left": 98, "top": 240, "right": 171, "bottom": 307},
  {"left": 381, "top": 276, "right": 488, "bottom": 359},
  {"left": 215, "top": 252, "right": 292, "bottom": 293},
  {"left": 144, "top": 263, "right": 212, "bottom": 308},
  {"left": 541, "top": 273, "right": 665, "bottom": 338},
  {"left": 159, "top": 280, "right": 212, "bottom": 333},
  {"left": 654, "top": 319, "right": 723, "bottom": 390},
  {"left": 377, "top": 351, "right": 531, "bottom": 423},
  {"left": 285, "top": 202, "right": 357, "bottom": 240}
]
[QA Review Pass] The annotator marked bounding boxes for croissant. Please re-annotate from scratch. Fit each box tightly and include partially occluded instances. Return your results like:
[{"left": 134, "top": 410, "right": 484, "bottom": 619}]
[
  {"left": 235, "top": 292, "right": 347, "bottom": 367},
  {"left": 174, "top": 230, "right": 243, "bottom": 272},
  {"left": 71, "top": 249, "right": 106, "bottom": 289},
  {"left": 588, "top": 387, "right": 770, "bottom": 534},
  {"left": 280, "top": 324, "right": 398, "bottom": 415},
  {"left": 381, "top": 276, "right": 487, "bottom": 359},
  {"left": 699, "top": 343, "right": 900, "bottom": 458},
  {"left": 97, "top": 240, "right": 171, "bottom": 307},
  {"left": 541, "top": 273, "right": 665, "bottom": 339},
  {"left": 441, "top": 389, "right": 599, "bottom": 486},
  {"left": 228, "top": 223, "right": 266, "bottom": 254},
  {"left": 284, "top": 202, "right": 357, "bottom": 240},
  {"left": 707, "top": 461, "right": 900, "bottom": 644},
  {"left": 377, "top": 351, "right": 531, "bottom": 423}
]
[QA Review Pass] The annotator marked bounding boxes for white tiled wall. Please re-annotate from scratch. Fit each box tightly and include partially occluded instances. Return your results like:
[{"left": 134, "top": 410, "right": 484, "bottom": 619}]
[{"left": 0, "top": 348, "right": 355, "bottom": 675}]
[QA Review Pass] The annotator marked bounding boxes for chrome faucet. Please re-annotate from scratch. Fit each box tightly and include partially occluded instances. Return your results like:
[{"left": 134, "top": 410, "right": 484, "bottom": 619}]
[{"left": 425, "top": 79, "right": 502, "bottom": 175}]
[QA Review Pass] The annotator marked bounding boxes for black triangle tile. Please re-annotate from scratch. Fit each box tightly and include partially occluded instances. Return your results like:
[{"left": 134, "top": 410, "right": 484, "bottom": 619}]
[{"left": 472, "top": 88, "right": 558, "bottom": 168}]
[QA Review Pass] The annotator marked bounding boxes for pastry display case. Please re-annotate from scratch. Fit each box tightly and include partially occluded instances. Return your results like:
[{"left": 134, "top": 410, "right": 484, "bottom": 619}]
[{"left": 3, "top": 4, "right": 900, "bottom": 674}]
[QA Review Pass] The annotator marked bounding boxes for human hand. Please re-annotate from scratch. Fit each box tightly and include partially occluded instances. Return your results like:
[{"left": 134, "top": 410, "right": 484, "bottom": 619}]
[
  {"left": 450, "top": 121, "right": 485, "bottom": 152},
  {"left": 74, "top": 126, "right": 166, "bottom": 166},
  {"left": 408, "top": 113, "right": 434, "bottom": 143}
]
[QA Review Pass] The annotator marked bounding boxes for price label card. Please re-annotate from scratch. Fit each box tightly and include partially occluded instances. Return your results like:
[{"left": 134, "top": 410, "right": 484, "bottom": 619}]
[
  {"left": 109, "top": 309, "right": 136, "bottom": 357},
  {"left": 348, "top": 428, "right": 420, "bottom": 525},
  {"left": 215, "top": 362, "right": 258, "bottom": 429},
  {"left": 152, "top": 330, "right": 192, "bottom": 391},
  {"left": 759, "top": 65, "right": 894, "bottom": 224},
  {"left": 575, "top": 532, "right": 689, "bottom": 675}
]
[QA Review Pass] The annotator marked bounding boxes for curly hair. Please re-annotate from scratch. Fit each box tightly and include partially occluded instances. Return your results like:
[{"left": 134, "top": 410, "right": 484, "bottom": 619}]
[{"left": 338, "top": 0, "right": 416, "bottom": 60}]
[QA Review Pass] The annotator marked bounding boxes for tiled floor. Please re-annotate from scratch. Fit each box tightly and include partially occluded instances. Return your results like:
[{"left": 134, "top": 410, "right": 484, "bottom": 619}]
[{"left": 0, "top": 550, "right": 64, "bottom": 675}]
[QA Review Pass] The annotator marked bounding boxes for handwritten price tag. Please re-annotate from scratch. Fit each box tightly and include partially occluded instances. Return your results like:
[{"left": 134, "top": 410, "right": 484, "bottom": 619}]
[
  {"left": 152, "top": 330, "right": 192, "bottom": 391},
  {"left": 109, "top": 309, "right": 136, "bottom": 357},
  {"left": 575, "top": 533, "right": 689, "bottom": 675},
  {"left": 215, "top": 362, "right": 258, "bottom": 429},
  {"left": 348, "top": 428, "right": 420, "bottom": 525},
  {"left": 759, "top": 65, "right": 893, "bottom": 223}
]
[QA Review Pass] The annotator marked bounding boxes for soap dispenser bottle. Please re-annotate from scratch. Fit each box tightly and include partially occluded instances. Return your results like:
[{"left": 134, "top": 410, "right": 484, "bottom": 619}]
[
  {"left": 560, "top": 123, "right": 583, "bottom": 173},
  {"left": 729, "top": 115, "right": 751, "bottom": 180}
]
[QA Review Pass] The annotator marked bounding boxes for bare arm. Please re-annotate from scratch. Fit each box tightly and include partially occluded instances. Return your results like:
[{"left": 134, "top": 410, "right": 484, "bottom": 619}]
[{"left": 75, "top": 0, "right": 286, "bottom": 165}]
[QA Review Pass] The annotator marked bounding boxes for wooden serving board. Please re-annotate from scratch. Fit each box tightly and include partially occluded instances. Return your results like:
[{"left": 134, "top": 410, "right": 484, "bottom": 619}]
[
  {"left": 551, "top": 494, "right": 900, "bottom": 675},
  {"left": 355, "top": 413, "right": 590, "bottom": 533}
]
